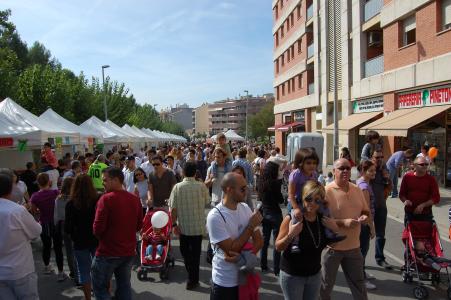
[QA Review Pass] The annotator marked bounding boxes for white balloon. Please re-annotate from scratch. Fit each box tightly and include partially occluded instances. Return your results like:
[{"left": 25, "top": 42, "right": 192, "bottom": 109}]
[{"left": 151, "top": 211, "right": 169, "bottom": 229}]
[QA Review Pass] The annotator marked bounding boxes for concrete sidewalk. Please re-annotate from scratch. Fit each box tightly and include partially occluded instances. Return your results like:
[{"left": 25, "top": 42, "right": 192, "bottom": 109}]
[{"left": 386, "top": 185, "right": 451, "bottom": 242}]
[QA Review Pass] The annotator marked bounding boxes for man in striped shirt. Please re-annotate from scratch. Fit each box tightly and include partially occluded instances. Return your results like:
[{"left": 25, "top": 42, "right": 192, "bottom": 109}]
[{"left": 169, "top": 161, "right": 210, "bottom": 290}]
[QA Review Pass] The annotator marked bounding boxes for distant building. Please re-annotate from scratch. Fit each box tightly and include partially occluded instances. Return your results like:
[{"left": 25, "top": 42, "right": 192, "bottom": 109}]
[
  {"left": 208, "top": 94, "right": 274, "bottom": 136},
  {"left": 160, "top": 104, "right": 193, "bottom": 134},
  {"left": 192, "top": 103, "right": 209, "bottom": 135}
]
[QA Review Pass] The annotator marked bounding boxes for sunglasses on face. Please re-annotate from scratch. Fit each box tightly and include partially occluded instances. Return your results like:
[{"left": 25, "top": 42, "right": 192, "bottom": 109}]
[
  {"left": 305, "top": 196, "right": 322, "bottom": 204},
  {"left": 152, "top": 163, "right": 161, "bottom": 167},
  {"left": 416, "top": 163, "right": 429, "bottom": 167},
  {"left": 336, "top": 166, "right": 351, "bottom": 171},
  {"left": 136, "top": 173, "right": 144, "bottom": 176},
  {"left": 374, "top": 156, "right": 384, "bottom": 159}
]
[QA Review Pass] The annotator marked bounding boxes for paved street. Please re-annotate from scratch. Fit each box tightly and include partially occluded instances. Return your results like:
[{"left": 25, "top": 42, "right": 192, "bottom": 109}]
[{"left": 34, "top": 188, "right": 451, "bottom": 300}]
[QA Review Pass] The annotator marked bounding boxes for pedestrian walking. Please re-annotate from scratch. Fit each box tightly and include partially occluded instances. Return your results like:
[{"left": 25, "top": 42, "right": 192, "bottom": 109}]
[
  {"left": 0, "top": 173, "right": 42, "bottom": 300},
  {"left": 88, "top": 154, "right": 109, "bottom": 192},
  {"left": 386, "top": 148, "right": 414, "bottom": 198},
  {"left": 169, "top": 161, "right": 210, "bottom": 290},
  {"left": 91, "top": 167, "right": 143, "bottom": 300},
  {"left": 133, "top": 168, "right": 150, "bottom": 216},
  {"left": 232, "top": 147, "right": 254, "bottom": 189},
  {"left": 148, "top": 155, "right": 176, "bottom": 208},
  {"left": 123, "top": 156, "right": 136, "bottom": 193},
  {"left": 206, "top": 172, "right": 263, "bottom": 300},
  {"left": 361, "top": 130, "right": 381, "bottom": 161},
  {"left": 231, "top": 165, "right": 254, "bottom": 210},
  {"left": 320, "top": 158, "right": 369, "bottom": 300},
  {"left": 258, "top": 161, "right": 284, "bottom": 276},
  {"left": 65, "top": 174, "right": 99, "bottom": 300},
  {"left": 20, "top": 162, "right": 39, "bottom": 197},
  {"left": 205, "top": 148, "right": 229, "bottom": 206}
]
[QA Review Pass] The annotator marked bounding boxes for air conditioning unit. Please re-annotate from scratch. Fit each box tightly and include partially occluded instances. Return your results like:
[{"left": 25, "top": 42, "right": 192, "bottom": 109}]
[{"left": 368, "top": 31, "right": 382, "bottom": 47}]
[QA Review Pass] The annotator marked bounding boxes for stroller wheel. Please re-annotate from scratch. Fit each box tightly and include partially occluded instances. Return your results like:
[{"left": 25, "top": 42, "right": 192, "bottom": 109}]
[
  {"left": 402, "top": 271, "right": 410, "bottom": 283},
  {"left": 137, "top": 269, "right": 147, "bottom": 281},
  {"left": 413, "top": 286, "right": 428, "bottom": 299}
]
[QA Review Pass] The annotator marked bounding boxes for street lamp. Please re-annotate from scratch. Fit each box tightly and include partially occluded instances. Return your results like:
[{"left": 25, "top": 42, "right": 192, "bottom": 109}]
[
  {"left": 101, "top": 65, "right": 110, "bottom": 121},
  {"left": 244, "top": 90, "right": 249, "bottom": 142}
]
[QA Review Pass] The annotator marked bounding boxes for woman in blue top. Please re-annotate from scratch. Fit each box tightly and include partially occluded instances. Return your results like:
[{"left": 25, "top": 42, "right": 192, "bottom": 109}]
[{"left": 356, "top": 160, "right": 377, "bottom": 290}]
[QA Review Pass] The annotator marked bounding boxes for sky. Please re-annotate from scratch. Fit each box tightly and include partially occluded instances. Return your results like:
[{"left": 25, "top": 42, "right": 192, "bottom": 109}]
[{"left": 2, "top": 0, "right": 274, "bottom": 109}]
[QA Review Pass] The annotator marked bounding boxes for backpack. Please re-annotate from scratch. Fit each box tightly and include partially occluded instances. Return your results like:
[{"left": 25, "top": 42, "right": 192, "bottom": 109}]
[{"left": 206, "top": 206, "right": 227, "bottom": 264}]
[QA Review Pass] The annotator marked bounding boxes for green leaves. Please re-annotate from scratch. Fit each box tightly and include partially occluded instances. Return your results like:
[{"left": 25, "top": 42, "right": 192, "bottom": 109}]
[{"left": 248, "top": 102, "right": 274, "bottom": 141}]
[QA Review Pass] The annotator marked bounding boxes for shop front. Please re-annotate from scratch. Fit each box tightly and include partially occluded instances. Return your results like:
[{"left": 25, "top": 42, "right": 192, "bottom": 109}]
[
  {"left": 270, "top": 110, "right": 306, "bottom": 154},
  {"left": 322, "top": 97, "right": 384, "bottom": 163},
  {"left": 360, "top": 85, "right": 451, "bottom": 187}
]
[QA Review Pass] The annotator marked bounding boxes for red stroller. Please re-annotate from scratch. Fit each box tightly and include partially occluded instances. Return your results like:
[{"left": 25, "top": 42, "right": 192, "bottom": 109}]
[
  {"left": 401, "top": 220, "right": 451, "bottom": 299},
  {"left": 137, "top": 208, "right": 175, "bottom": 281}
]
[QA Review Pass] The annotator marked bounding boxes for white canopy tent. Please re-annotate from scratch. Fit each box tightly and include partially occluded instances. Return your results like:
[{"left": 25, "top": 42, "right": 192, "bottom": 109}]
[
  {"left": 122, "top": 124, "right": 156, "bottom": 143},
  {"left": 0, "top": 98, "right": 80, "bottom": 147},
  {"left": 132, "top": 126, "right": 159, "bottom": 143},
  {"left": 141, "top": 128, "right": 164, "bottom": 143},
  {"left": 39, "top": 108, "right": 103, "bottom": 146},
  {"left": 224, "top": 129, "right": 245, "bottom": 142},
  {"left": 105, "top": 120, "right": 139, "bottom": 144},
  {"left": 80, "top": 116, "right": 128, "bottom": 144}
]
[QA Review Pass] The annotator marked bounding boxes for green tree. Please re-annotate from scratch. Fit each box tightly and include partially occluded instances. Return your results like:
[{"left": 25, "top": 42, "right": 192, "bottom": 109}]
[
  {"left": 27, "top": 41, "right": 59, "bottom": 68},
  {"left": 248, "top": 102, "right": 275, "bottom": 140},
  {"left": 161, "top": 121, "right": 186, "bottom": 137},
  {"left": 127, "top": 103, "right": 161, "bottom": 129}
]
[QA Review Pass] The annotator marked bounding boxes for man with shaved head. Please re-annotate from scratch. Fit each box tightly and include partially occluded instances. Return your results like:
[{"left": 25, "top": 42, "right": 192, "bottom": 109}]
[
  {"left": 320, "top": 158, "right": 370, "bottom": 300},
  {"left": 399, "top": 156, "right": 440, "bottom": 223},
  {"left": 206, "top": 172, "right": 263, "bottom": 299}
]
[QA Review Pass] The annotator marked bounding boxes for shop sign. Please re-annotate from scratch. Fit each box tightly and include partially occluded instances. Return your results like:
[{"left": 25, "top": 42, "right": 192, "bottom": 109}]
[
  {"left": 0, "top": 137, "right": 13, "bottom": 147},
  {"left": 398, "top": 86, "right": 451, "bottom": 108},
  {"left": 352, "top": 98, "right": 384, "bottom": 113},
  {"left": 294, "top": 110, "right": 305, "bottom": 121}
]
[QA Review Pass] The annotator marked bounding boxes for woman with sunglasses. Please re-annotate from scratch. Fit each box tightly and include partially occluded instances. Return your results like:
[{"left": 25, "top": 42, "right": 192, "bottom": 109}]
[
  {"left": 356, "top": 160, "right": 377, "bottom": 290},
  {"left": 276, "top": 180, "right": 338, "bottom": 300},
  {"left": 133, "top": 167, "right": 150, "bottom": 216}
]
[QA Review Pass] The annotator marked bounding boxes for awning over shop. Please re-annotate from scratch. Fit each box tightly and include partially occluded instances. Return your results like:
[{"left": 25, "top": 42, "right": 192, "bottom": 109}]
[
  {"left": 359, "top": 105, "right": 451, "bottom": 137},
  {"left": 322, "top": 111, "right": 383, "bottom": 133},
  {"left": 277, "top": 121, "right": 305, "bottom": 132}
]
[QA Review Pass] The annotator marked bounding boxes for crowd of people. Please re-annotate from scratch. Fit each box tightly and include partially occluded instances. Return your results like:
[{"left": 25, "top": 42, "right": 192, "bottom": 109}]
[{"left": 0, "top": 129, "right": 443, "bottom": 300}]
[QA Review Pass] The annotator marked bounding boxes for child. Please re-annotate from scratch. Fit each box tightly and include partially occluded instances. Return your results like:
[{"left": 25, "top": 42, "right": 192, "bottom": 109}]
[
  {"left": 414, "top": 240, "right": 442, "bottom": 271},
  {"left": 215, "top": 133, "right": 233, "bottom": 162},
  {"left": 325, "top": 172, "right": 334, "bottom": 185},
  {"left": 41, "top": 142, "right": 58, "bottom": 168},
  {"left": 143, "top": 212, "right": 168, "bottom": 260}
]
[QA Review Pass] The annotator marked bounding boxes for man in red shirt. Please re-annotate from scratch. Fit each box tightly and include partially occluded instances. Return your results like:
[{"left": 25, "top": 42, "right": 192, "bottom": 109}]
[
  {"left": 92, "top": 167, "right": 143, "bottom": 300},
  {"left": 399, "top": 156, "right": 440, "bottom": 222}
]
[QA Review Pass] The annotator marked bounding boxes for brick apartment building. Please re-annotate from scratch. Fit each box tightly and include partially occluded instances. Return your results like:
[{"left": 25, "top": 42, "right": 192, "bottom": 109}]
[{"left": 272, "top": 0, "right": 451, "bottom": 187}]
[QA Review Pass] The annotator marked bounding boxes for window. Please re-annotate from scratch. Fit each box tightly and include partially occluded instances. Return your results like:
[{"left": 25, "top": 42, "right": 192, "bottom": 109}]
[
  {"left": 282, "top": 83, "right": 285, "bottom": 96},
  {"left": 281, "top": 25, "right": 284, "bottom": 38},
  {"left": 287, "top": 17, "right": 290, "bottom": 30},
  {"left": 297, "top": 5, "right": 301, "bottom": 19},
  {"left": 402, "top": 15, "right": 416, "bottom": 46},
  {"left": 291, "top": 78, "right": 295, "bottom": 92},
  {"left": 287, "top": 80, "right": 291, "bottom": 93},
  {"left": 281, "top": 53, "right": 285, "bottom": 66},
  {"left": 276, "top": 86, "right": 280, "bottom": 100},
  {"left": 298, "top": 74, "right": 303, "bottom": 89},
  {"left": 442, "top": 0, "right": 451, "bottom": 30},
  {"left": 291, "top": 45, "right": 295, "bottom": 59},
  {"left": 280, "top": 0, "right": 284, "bottom": 9},
  {"left": 298, "top": 39, "right": 302, "bottom": 53},
  {"left": 291, "top": 13, "right": 294, "bottom": 27},
  {"left": 287, "top": 49, "right": 291, "bottom": 62},
  {"left": 275, "top": 59, "right": 279, "bottom": 73},
  {"left": 274, "top": 4, "right": 279, "bottom": 20},
  {"left": 275, "top": 32, "right": 279, "bottom": 46}
]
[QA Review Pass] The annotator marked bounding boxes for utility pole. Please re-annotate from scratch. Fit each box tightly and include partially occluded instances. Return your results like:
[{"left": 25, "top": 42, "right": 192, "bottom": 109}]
[
  {"left": 101, "top": 65, "right": 110, "bottom": 121},
  {"left": 332, "top": 3, "right": 339, "bottom": 160}
]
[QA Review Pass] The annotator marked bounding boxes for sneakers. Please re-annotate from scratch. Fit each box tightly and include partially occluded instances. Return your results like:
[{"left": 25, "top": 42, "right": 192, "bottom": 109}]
[
  {"left": 57, "top": 272, "right": 68, "bottom": 282},
  {"left": 365, "top": 271, "right": 375, "bottom": 280},
  {"left": 155, "top": 254, "right": 161, "bottom": 260},
  {"left": 43, "top": 265, "right": 54, "bottom": 275},
  {"left": 365, "top": 280, "right": 376, "bottom": 290},
  {"left": 145, "top": 255, "right": 152, "bottom": 261},
  {"left": 377, "top": 260, "right": 393, "bottom": 270},
  {"left": 291, "top": 245, "right": 301, "bottom": 254}
]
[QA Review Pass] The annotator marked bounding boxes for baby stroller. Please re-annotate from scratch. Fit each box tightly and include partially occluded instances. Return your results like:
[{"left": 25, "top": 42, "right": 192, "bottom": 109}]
[
  {"left": 401, "top": 219, "right": 451, "bottom": 299},
  {"left": 137, "top": 208, "right": 175, "bottom": 281}
]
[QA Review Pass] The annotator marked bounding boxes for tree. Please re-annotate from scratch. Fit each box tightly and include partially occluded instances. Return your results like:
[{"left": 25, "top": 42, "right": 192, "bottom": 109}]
[
  {"left": 161, "top": 121, "right": 186, "bottom": 137},
  {"left": 127, "top": 103, "right": 161, "bottom": 129},
  {"left": 248, "top": 102, "right": 275, "bottom": 140},
  {"left": 27, "top": 41, "right": 59, "bottom": 68}
]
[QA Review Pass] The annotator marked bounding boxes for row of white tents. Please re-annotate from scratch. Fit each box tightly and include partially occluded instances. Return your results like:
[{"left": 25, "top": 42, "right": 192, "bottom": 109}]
[
  {"left": 210, "top": 129, "right": 245, "bottom": 142},
  {"left": 0, "top": 97, "right": 187, "bottom": 149}
]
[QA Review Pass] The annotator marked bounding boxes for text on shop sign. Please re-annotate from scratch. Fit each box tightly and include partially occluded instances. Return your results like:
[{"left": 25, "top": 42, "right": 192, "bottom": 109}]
[{"left": 399, "top": 86, "right": 451, "bottom": 108}]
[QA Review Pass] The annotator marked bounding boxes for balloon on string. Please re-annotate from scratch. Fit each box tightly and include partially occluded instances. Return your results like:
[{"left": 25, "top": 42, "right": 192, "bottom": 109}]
[{"left": 151, "top": 211, "right": 169, "bottom": 229}]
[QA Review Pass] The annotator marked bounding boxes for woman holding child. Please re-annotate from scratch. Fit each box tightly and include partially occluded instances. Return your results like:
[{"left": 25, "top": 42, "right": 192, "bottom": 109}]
[{"left": 276, "top": 180, "right": 338, "bottom": 300}]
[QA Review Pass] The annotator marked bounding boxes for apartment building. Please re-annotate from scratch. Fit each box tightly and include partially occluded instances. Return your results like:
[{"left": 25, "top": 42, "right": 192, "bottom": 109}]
[
  {"left": 192, "top": 103, "right": 209, "bottom": 135},
  {"left": 160, "top": 104, "right": 193, "bottom": 134},
  {"left": 209, "top": 94, "right": 274, "bottom": 135},
  {"left": 272, "top": 0, "right": 451, "bottom": 186}
]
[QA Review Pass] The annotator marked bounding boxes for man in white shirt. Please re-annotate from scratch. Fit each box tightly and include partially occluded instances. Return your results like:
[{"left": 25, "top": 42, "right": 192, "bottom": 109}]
[
  {"left": 0, "top": 173, "right": 42, "bottom": 299},
  {"left": 123, "top": 156, "right": 136, "bottom": 193},
  {"left": 206, "top": 172, "right": 263, "bottom": 299},
  {"left": 40, "top": 158, "right": 59, "bottom": 190},
  {"left": 140, "top": 149, "right": 156, "bottom": 177},
  {"left": 205, "top": 148, "right": 228, "bottom": 206}
]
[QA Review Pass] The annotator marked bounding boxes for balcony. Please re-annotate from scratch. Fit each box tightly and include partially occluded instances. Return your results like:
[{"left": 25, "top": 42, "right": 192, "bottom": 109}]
[
  {"left": 364, "top": 55, "right": 384, "bottom": 78},
  {"left": 307, "top": 43, "right": 314, "bottom": 59},
  {"left": 308, "top": 83, "right": 315, "bottom": 95},
  {"left": 307, "top": 4, "right": 313, "bottom": 21},
  {"left": 364, "top": 0, "right": 383, "bottom": 22}
]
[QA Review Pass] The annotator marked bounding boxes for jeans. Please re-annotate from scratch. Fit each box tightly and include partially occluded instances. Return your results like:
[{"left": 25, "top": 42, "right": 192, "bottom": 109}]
[
  {"left": 145, "top": 244, "right": 164, "bottom": 257},
  {"left": 320, "top": 248, "right": 367, "bottom": 300},
  {"left": 179, "top": 234, "right": 203, "bottom": 284},
  {"left": 388, "top": 167, "right": 398, "bottom": 197},
  {"left": 374, "top": 206, "right": 388, "bottom": 262},
  {"left": 74, "top": 248, "right": 96, "bottom": 285},
  {"left": 57, "top": 221, "right": 77, "bottom": 277},
  {"left": 360, "top": 225, "right": 371, "bottom": 275},
  {"left": 91, "top": 256, "right": 134, "bottom": 300},
  {"left": 41, "top": 222, "right": 64, "bottom": 271},
  {"left": 261, "top": 211, "right": 282, "bottom": 274},
  {"left": 0, "top": 272, "right": 39, "bottom": 300},
  {"left": 210, "top": 283, "right": 238, "bottom": 300},
  {"left": 279, "top": 270, "right": 321, "bottom": 300}
]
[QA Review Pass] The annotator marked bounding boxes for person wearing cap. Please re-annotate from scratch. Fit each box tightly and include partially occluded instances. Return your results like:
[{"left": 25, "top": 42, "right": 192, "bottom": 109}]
[
  {"left": 88, "top": 155, "right": 109, "bottom": 192},
  {"left": 123, "top": 156, "right": 137, "bottom": 193}
]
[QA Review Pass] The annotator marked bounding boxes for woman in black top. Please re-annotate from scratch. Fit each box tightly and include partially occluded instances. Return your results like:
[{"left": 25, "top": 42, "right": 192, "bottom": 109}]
[
  {"left": 275, "top": 180, "right": 338, "bottom": 300},
  {"left": 258, "top": 161, "right": 284, "bottom": 276},
  {"left": 65, "top": 174, "right": 99, "bottom": 300}
]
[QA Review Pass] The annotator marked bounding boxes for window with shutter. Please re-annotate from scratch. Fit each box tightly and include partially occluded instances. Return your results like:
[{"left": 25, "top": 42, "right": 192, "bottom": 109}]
[
  {"left": 402, "top": 15, "right": 416, "bottom": 46},
  {"left": 327, "top": 0, "right": 342, "bottom": 92},
  {"left": 443, "top": 0, "right": 451, "bottom": 30}
]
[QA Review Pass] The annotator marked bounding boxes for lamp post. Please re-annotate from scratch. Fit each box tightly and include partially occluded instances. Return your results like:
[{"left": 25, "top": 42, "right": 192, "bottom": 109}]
[
  {"left": 101, "top": 65, "right": 110, "bottom": 121},
  {"left": 332, "top": 4, "right": 339, "bottom": 160},
  {"left": 244, "top": 90, "right": 249, "bottom": 142}
]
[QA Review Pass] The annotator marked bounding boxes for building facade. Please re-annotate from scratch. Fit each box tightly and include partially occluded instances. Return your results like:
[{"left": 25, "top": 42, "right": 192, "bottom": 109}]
[
  {"left": 209, "top": 94, "right": 274, "bottom": 135},
  {"left": 192, "top": 103, "right": 209, "bottom": 135},
  {"left": 160, "top": 104, "right": 193, "bottom": 134},
  {"left": 272, "top": 0, "right": 451, "bottom": 186}
]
